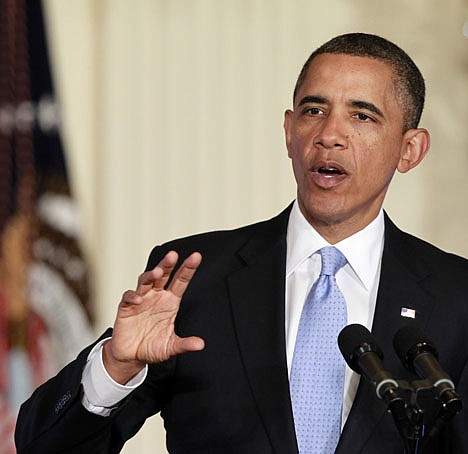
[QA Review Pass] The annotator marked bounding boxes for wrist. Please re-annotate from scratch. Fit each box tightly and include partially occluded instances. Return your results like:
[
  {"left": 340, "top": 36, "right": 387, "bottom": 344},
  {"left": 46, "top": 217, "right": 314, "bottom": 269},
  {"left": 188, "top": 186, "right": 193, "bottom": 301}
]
[{"left": 102, "top": 340, "right": 146, "bottom": 385}]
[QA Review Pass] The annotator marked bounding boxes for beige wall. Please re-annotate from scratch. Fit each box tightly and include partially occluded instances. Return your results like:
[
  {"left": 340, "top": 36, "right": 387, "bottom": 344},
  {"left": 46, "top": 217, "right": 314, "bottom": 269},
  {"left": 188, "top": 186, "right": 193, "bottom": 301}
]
[{"left": 43, "top": 1, "right": 468, "bottom": 452}]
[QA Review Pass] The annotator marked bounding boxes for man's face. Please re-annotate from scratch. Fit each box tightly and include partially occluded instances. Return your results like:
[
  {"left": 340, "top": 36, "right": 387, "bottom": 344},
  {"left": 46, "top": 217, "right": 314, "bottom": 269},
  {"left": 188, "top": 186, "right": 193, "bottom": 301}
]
[{"left": 284, "top": 53, "right": 411, "bottom": 241}]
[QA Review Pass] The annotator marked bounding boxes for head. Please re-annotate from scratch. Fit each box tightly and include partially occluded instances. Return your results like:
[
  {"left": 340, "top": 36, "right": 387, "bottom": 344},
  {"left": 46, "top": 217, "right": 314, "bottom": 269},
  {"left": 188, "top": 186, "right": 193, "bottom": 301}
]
[
  {"left": 293, "top": 33, "right": 425, "bottom": 132},
  {"left": 284, "top": 34, "right": 430, "bottom": 243}
]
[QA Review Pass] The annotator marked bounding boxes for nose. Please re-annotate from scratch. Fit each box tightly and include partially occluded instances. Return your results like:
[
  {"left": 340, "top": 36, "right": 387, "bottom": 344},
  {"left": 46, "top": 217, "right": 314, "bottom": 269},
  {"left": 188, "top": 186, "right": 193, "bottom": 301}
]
[{"left": 313, "top": 112, "right": 348, "bottom": 150}]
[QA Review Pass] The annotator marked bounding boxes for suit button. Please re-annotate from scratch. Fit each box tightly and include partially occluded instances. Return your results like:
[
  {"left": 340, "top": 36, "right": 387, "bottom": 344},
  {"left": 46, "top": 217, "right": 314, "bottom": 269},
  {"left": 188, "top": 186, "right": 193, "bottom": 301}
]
[{"left": 54, "top": 390, "right": 72, "bottom": 414}]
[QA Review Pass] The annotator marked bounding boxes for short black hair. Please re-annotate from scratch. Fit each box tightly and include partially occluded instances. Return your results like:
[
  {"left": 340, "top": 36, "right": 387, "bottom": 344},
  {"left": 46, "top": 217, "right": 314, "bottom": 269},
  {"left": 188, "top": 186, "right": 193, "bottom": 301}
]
[{"left": 293, "top": 33, "right": 425, "bottom": 131}]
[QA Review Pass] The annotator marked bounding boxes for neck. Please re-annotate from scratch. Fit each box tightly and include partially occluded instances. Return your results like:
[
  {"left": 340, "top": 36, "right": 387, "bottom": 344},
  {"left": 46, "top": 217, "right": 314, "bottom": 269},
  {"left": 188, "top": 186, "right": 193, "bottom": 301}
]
[{"left": 304, "top": 211, "right": 382, "bottom": 245}]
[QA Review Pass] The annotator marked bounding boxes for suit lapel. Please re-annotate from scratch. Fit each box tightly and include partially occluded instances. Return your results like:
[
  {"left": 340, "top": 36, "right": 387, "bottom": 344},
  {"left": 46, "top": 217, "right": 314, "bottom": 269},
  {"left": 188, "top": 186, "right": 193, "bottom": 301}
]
[
  {"left": 224, "top": 210, "right": 438, "bottom": 453},
  {"left": 337, "top": 214, "right": 435, "bottom": 453},
  {"left": 226, "top": 207, "right": 299, "bottom": 454}
]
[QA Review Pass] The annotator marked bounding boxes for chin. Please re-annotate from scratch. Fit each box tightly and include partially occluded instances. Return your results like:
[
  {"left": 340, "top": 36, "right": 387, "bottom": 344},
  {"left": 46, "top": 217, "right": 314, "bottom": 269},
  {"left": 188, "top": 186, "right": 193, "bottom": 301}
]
[{"left": 302, "top": 206, "right": 346, "bottom": 228}]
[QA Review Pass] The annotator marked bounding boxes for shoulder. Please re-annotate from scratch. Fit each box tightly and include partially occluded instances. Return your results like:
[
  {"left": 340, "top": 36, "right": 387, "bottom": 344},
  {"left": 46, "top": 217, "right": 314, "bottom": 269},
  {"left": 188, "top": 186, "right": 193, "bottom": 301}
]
[
  {"left": 145, "top": 205, "right": 292, "bottom": 270},
  {"left": 384, "top": 213, "right": 468, "bottom": 277}
]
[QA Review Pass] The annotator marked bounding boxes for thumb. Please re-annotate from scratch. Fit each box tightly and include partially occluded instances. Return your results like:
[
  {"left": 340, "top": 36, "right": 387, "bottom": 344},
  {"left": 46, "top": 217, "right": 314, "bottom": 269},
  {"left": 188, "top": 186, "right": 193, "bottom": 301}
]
[{"left": 173, "top": 336, "right": 205, "bottom": 355}]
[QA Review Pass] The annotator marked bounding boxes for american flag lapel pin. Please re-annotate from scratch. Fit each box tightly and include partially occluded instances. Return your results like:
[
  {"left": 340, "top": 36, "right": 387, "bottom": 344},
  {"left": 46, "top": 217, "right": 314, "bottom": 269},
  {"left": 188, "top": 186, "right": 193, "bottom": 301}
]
[{"left": 400, "top": 307, "right": 416, "bottom": 319}]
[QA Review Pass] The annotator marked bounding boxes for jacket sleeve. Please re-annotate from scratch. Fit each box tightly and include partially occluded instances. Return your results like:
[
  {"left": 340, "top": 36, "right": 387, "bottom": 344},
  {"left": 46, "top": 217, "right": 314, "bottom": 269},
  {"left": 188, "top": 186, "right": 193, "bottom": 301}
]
[{"left": 15, "top": 329, "right": 117, "bottom": 453}]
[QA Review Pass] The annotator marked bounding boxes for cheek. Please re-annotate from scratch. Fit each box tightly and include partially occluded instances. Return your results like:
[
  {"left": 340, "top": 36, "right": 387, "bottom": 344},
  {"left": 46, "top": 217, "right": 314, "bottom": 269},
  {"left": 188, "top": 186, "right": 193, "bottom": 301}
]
[
  {"left": 359, "top": 131, "right": 397, "bottom": 161},
  {"left": 291, "top": 125, "right": 316, "bottom": 149},
  {"left": 290, "top": 155, "right": 307, "bottom": 181},
  {"left": 289, "top": 139, "right": 311, "bottom": 168},
  {"left": 359, "top": 149, "right": 399, "bottom": 188}
]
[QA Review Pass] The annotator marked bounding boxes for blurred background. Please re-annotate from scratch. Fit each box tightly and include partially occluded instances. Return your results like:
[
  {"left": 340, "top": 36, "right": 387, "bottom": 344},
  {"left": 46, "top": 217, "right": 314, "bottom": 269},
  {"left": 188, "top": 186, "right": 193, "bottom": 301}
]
[{"left": 1, "top": 0, "right": 467, "bottom": 452}]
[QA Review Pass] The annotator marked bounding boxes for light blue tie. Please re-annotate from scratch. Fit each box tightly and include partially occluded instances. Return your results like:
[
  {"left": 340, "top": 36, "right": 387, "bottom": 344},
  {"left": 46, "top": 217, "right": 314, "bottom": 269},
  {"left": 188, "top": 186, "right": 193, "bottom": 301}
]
[{"left": 290, "top": 246, "right": 348, "bottom": 453}]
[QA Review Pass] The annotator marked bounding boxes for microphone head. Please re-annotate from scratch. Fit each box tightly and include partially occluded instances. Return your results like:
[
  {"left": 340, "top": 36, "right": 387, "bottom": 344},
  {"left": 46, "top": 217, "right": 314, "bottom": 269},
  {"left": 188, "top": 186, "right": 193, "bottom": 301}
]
[
  {"left": 393, "top": 325, "right": 438, "bottom": 373},
  {"left": 338, "top": 324, "right": 383, "bottom": 374}
]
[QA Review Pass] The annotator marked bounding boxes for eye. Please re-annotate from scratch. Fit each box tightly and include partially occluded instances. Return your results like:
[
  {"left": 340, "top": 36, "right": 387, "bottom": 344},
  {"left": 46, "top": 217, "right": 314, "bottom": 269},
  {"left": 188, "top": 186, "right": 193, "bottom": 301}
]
[
  {"left": 304, "top": 106, "right": 325, "bottom": 116},
  {"left": 353, "top": 112, "right": 375, "bottom": 122}
]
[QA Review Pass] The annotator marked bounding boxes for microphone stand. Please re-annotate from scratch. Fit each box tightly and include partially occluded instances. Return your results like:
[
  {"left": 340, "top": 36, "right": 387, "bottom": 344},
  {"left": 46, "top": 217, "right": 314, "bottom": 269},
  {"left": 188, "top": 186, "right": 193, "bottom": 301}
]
[
  {"left": 404, "top": 408, "right": 423, "bottom": 454},
  {"left": 383, "top": 379, "right": 420, "bottom": 454},
  {"left": 385, "top": 379, "right": 462, "bottom": 454}
]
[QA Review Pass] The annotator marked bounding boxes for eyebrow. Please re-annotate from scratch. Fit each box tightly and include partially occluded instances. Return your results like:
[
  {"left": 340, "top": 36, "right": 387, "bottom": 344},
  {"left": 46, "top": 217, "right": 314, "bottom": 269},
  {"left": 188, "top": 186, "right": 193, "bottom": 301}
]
[
  {"left": 298, "top": 95, "right": 328, "bottom": 107},
  {"left": 297, "top": 96, "right": 385, "bottom": 119},
  {"left": 350, "top": 100, "right": 384, "bottom": 119}
]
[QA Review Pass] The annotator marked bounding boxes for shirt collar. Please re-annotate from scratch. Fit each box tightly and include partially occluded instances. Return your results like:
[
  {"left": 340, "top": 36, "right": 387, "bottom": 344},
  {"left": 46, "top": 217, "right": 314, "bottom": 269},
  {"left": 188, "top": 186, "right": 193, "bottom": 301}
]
[{"left": 286, "top": 200, "right": 385, "bottom": 291}]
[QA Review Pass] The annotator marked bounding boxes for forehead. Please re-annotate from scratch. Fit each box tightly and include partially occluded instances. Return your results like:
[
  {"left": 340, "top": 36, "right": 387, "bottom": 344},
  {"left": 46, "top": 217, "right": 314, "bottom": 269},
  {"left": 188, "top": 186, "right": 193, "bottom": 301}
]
[{"left": 296, "top": 53, "right": 398, "bottom": 107}]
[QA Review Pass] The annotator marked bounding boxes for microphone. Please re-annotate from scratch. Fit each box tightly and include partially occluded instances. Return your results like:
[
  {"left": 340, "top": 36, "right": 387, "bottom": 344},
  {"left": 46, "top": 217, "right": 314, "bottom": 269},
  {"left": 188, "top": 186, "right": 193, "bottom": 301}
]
[
  {"left": 393, "top": 325, "right": 462, "bottom": 411},
  {"left": 339, "top": 324, "right": 412, "bottom": 444},
  {"left": 338, "top": 324, "right": 399, "bottom": 402}
]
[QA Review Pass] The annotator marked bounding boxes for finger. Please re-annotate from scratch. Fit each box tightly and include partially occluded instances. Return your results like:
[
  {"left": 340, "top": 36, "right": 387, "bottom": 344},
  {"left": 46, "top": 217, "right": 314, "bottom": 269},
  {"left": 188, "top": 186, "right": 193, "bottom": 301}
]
[
  {"left": 173, "top": 336, "right": 205, "bottom": 355},
  {"left": 119, "top": 290, "right": 143, "bottom": 307},
  {"left": 136, "top": 250, "right": 179, "bottom": 295},
  {"left": 167, "top": 252, "right": 202, "bottom": 298}
]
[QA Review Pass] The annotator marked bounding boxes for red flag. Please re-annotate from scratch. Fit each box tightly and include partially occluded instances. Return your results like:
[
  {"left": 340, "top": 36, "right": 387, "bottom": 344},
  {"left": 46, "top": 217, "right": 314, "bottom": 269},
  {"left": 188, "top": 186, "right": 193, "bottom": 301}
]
[{"left": 0, "top": 0, "right": 93, "bottom": 449}]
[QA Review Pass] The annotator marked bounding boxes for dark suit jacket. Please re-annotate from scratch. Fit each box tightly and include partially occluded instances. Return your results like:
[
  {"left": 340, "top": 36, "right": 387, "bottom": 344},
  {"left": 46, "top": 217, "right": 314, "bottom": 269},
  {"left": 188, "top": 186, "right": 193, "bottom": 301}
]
[{"left": 15, "top": 206, "right": 468, "bottom": 453}]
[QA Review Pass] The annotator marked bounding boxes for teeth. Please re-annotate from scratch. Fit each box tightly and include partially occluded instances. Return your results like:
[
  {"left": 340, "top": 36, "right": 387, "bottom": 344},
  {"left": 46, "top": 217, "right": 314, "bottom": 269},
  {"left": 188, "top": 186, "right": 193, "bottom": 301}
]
[{"left": 319, "top": 167, "right": 341, "bottom": 174}]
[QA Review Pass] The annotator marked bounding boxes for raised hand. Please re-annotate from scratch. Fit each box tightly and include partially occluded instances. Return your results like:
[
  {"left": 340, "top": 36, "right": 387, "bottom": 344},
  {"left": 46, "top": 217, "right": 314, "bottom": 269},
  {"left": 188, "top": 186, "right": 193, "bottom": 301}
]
[{"left": 102, "top": 251, "right": 205, "bottom": 384}]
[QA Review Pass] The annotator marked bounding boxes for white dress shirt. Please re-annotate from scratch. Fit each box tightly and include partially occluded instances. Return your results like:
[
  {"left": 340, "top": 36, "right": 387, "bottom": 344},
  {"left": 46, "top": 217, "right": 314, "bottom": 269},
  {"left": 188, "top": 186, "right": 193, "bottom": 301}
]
[
  {"left": 82, "top": 201, "right": 385, "bottom": 421},
  {"left": 286, "top": 201, "right": 384, "bottom": 427}
]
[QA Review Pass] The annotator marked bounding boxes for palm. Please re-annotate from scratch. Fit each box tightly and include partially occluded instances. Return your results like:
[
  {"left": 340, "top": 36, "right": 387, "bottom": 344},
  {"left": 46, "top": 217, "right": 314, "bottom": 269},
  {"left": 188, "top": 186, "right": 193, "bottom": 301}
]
[
  {"left": 106, "top": 251, "right": 204, "bottom": 379},
  {"left": 115, "top": 285, "right": 187, "bottom": 363}
]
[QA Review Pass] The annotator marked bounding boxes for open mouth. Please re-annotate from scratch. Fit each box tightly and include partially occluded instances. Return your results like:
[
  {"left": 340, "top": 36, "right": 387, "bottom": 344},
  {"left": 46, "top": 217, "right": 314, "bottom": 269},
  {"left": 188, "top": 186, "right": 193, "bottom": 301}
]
[
  {"left": 317, "top": 167, "right": 344, "bottom": 176},
  {"left": 310, "top": 162, "right": 347, "bottom": 188}
]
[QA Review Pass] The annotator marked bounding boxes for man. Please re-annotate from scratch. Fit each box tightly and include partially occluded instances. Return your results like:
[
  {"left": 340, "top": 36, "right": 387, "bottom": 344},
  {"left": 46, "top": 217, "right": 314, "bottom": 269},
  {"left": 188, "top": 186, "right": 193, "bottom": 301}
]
[{"left": 15, "top": 33, "right": 468, "bottom": 453}]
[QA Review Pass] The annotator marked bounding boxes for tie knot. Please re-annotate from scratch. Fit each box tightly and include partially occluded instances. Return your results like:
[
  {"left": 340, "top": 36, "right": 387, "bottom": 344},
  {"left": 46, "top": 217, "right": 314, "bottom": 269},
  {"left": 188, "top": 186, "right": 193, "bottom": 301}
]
[{"left": 319, "top": 246, "right": 347, "bottom": 276}]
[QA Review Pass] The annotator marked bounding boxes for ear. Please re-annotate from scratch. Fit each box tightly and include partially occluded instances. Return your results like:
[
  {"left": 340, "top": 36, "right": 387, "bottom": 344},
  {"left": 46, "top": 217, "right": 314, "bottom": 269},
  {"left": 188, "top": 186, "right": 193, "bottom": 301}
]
[
  {"left": 397, "top": 128, "right": 430, "bottom": 174},
  {"left": 284, "top": 109, "right": 293, "bottom": 158}
]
